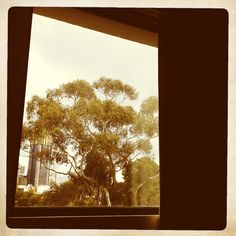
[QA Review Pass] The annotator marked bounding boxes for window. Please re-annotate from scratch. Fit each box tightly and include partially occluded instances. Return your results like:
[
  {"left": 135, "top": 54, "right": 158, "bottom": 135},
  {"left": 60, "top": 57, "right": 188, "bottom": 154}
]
[
  {"left": 7, "top": 7, "right": 228, "bottom": 230},
  {"left": 16, "top": 11, "right": 159, "bottom": 208},
  {"left": 7, "top": 7, "right": 160, "bottom": 229}
]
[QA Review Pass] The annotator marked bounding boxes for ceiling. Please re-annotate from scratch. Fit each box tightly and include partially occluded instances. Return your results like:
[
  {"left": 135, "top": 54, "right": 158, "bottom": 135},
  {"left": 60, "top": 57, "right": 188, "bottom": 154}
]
[{"left": 75, "top": 8, "right": 160, "bottom": 33}]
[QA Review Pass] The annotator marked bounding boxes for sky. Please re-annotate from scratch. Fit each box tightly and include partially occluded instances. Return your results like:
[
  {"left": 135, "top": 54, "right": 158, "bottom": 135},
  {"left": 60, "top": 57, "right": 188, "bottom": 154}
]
[
  {"left": 19, "top": 13, "right": 159, "bottom": 182},
  {"left": 25, "top": 14, "right": 158, "bottom": 111}
]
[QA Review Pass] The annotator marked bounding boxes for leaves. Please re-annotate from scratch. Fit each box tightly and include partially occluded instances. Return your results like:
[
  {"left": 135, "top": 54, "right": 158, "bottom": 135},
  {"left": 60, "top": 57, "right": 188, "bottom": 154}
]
[
  {"left": 22, "top": 78, "right": 159, "bottom": 206},
  {"left": 130, "top": 157, "right": 160, "bottom": 206},
  {"left": 93, "top": 77, "right": 138, "bottom": 101},
  {"left": 47, "top": 80, "right": 95, "bottom": 101},
  {"left": 135, "top": 139, "right": 152, "bottom": 154},
  {"left": 140, "top": 96, "right": 158, "bottom": 115},
  {"left": 63, "top": 80, "right": 96, "bottom": 100},
  {"left": 134, "top": 96, "right": 158, "bottom": 138}
]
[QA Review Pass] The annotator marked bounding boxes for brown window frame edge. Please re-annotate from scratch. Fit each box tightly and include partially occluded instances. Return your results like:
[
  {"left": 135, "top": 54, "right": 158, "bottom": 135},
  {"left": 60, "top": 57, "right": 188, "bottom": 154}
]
[{"left": 7, "top": 6, "right": 160, "bottom": 230}]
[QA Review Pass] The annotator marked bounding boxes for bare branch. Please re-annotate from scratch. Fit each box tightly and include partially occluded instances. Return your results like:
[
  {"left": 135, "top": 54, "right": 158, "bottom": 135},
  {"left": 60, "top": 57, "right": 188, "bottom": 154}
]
[
  {"left": 130, "top": 151, "right": 142, "bottom": 160},
  {"left": 79, "top": 141, "right": 94, "bottom": 169},
  {"left": 31, "top": 155, "right": 72, "bottom": 176}
]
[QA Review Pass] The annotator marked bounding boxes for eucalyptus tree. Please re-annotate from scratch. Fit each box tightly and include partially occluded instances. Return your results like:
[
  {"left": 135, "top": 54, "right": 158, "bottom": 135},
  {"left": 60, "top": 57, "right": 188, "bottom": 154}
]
[
  {"left": 123, "top": 156, "right": 159, "bottom": 206},
  {"left": 22, "top": 77, "right": 158, "bottom": 206}
]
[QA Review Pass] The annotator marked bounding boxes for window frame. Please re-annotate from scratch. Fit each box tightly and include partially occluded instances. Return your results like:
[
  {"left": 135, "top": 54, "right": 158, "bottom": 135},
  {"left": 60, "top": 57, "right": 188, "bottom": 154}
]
[
  {"left": 7, "top": 7, "right": 160, "bottom": 229},
  {"left": 7, "top": 7, "right": 228, "bottom": 230}
]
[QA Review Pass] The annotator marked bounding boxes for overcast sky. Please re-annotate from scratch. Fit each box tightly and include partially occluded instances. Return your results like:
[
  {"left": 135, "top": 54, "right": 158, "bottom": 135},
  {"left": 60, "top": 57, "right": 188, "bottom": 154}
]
[
  {"left": 25, "top": 14, "right": 158, "bottom": 110},
  {"left": 20, "top": 13, "right": 159, "bottom": 175}
]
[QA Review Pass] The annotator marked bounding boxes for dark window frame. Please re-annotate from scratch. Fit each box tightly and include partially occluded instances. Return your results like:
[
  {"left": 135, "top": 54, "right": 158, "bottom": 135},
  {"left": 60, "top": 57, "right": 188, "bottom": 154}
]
[
  {"left": 7, "top": 7, "right": 228, "bottom": 230},
  {"left": 7, "top": 7, "right": 160, "bottom": 229}
]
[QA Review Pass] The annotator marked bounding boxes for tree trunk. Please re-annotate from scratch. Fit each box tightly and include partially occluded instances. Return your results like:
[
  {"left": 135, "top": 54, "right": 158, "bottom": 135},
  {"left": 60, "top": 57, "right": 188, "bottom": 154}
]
[
  {"left": 132, "top": 189, "right": 138, "bottom": 206},
  {"left": 103, "top": 187, "right": 111, "bottom": 207},
  {"left": 96, "top": 187, "right": 100, "bottom": 205},
  {"left": 132, "top": 182, "right": 146, "bottom": 206}
]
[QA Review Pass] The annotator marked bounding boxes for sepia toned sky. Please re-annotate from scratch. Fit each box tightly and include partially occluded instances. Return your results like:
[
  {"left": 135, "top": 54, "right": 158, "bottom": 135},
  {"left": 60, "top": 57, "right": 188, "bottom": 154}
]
[
  {"left": 20, "top": 13, "right": 159, "bottom": 172},
  {"left": 25, "top": 13, "right": 158, "bottom": 112}
]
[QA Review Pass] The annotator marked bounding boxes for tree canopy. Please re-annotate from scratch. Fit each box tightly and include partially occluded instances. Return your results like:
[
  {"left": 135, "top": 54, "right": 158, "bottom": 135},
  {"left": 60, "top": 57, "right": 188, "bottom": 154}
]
[
  {"left": 21, "top": 77, "right": 158, "bottom": 206},
  {"left": 123, "top": 156, "right": 160, "bottom": 206}
]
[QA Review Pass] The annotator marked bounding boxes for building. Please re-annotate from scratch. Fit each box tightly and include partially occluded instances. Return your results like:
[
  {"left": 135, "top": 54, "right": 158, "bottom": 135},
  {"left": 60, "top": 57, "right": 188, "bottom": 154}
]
[
  {"left": 27, "top": 143, "right": 50, "bottom": 188},
  {"left": 17, "top": 164, "right": 27, "bottom": 185}
]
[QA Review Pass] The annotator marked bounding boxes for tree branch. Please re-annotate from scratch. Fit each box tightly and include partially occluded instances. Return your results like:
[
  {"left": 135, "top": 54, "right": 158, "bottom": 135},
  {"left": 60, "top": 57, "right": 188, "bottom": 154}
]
[{"left": 31, "top": 155, "right": 72, "bottom": 176}]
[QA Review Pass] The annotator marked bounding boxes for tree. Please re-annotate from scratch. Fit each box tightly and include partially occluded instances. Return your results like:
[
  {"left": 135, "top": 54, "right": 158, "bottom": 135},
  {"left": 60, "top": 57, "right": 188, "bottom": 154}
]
[
  {"left": 15, "top": 188, "right": 41, "bottom": 206},
  {"left": 22, "top": 77, "right": 158, "bottom": 206},
  {"left": 40, "top": 180, "right": 99, "bottom": 206},
  {"left": 126, "top": 156, "right": 160, "bottom": 206}
]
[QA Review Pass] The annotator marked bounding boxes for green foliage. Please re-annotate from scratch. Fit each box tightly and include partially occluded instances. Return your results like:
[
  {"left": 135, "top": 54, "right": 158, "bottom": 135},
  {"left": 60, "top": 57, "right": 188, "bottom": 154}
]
[
  {"left": 134, "top": 96, "right": 158, "bottom": 138},
  {"left": 140, "top": 96, "right": 158, "bottom": 115},
  {"left": 22, "top": 77, "right": 158, "bottom": 206},
  {"left": 84, "top": 154, "right": 112, "bottom": 186},
  {"left": 47, "top": 80, "right": 95, "bottom": 100},
  {"left": 109, "top": 182, "right": 131, "bottom": 206},
  {"left": 15, "top": 189, "right": 41, "bottom": 206},
  {"left": 124, "top": 156, "right": 160, "bottom": 206},
  {"left": 93, "top": 77, "right": 138, "bottom": 101},
  {"left": 15, "top": 157, "right": 160, "bottom": 207},
  {"left": 132, "top": 157, "right": 158, "bottom": 183},
  {"left": 40, "top": 180, "right": 95, "bottom": 206},
  {"left": 135, "top": 139, "right": 152, "bottom": 153},
  {"left": 15, "top": 181, "right": 97, "bottom": 207}
]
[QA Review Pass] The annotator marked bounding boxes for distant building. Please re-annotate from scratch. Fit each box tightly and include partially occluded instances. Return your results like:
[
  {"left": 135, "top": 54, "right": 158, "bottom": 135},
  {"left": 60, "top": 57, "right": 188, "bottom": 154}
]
[
  {"left": 18, "top": 165, "right": 25, "bottom": 175},
  {"left": 27, "top": 144, "right": 50, "bottom": 188},
  {"left": 17, "top": 164, "right": 27, "bottom": 185},
  {"left": 49, "top": 163, "right": 69, "bottom": 184}
]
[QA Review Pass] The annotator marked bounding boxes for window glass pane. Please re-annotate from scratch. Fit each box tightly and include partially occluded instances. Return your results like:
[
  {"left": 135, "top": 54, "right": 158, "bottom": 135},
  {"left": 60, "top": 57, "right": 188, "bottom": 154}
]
[{"left": 15, "top": 13, "right": 159, "bottom": 207}]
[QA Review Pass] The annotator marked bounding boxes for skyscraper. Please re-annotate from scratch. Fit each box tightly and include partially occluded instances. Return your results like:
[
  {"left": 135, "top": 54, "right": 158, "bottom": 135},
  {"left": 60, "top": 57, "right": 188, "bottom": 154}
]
[
  {"left": 17, "top": 164, "right": 27, "bottom": 185},
  {"left": 27, "top": 143, "right": 50, "bottom": 188}
]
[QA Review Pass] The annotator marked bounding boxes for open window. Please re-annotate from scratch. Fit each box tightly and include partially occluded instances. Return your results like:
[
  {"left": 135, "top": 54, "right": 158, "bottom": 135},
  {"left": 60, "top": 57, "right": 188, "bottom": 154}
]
[
  {"left": 17, "top": 8, "right": 159, "bottom": 207},
  {"left": 7, "top": 7, "right": 160, "bottom": 229},
  {"left": 7, "top": 7, "right": 228, "bottom": 230}
]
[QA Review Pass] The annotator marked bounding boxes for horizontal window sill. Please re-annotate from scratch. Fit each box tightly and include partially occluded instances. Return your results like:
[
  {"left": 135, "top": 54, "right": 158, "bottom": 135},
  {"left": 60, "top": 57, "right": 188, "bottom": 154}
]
[{"left": 7, "top": 214, "right": 160, "bottom": 229}]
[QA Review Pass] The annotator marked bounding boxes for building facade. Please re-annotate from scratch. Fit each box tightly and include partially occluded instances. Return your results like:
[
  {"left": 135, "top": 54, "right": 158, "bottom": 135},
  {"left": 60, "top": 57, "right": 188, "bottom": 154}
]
[{"left": 27, "top": 143, "right": 50, "bottom": 188}]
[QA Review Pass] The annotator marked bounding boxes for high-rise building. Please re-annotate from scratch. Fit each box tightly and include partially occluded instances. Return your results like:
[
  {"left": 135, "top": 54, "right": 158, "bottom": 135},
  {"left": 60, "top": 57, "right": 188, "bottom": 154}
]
[
  {"left": 27, "top": 144, "right": 50, "bottom": 188},
  {"left": 17, "top": 164, "right": 27, "bottom": 185},
  {"left": 18, "top": 165, "right": 25, "bottom": 175}
]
